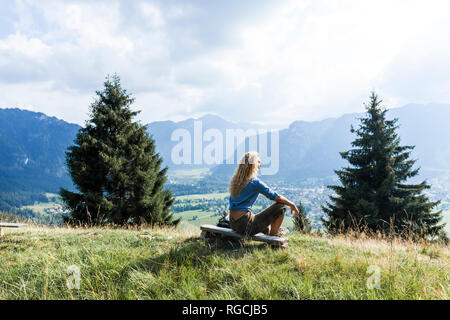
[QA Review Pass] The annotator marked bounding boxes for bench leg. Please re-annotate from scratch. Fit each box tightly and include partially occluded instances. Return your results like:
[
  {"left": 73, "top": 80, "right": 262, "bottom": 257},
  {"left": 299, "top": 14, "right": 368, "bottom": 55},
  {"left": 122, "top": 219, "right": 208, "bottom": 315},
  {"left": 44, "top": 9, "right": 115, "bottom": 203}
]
[
  {"left": 0, "top": 227, "right": 3, "bottom": 237},
  {"left": 271, "top": 242, "right": 288, "bottom": 249},
  {"left": 201, "top": 231, "right": 218, "bottom": 244}
]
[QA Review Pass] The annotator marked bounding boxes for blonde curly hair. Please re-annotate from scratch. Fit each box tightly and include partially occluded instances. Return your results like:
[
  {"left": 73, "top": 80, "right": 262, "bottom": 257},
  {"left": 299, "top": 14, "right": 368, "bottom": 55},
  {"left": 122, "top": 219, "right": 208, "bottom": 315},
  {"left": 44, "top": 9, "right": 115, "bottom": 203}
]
[{"left": 229, "top": 151, "right": 260, "bottom": 199}]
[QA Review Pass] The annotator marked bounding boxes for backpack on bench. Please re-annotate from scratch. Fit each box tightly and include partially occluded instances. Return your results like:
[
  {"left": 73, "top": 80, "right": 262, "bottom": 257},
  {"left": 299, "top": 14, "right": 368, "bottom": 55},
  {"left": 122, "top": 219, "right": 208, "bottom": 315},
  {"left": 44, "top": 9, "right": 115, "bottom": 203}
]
[{"left": 217, "top": 214, "right": 231, "bottom": 229}]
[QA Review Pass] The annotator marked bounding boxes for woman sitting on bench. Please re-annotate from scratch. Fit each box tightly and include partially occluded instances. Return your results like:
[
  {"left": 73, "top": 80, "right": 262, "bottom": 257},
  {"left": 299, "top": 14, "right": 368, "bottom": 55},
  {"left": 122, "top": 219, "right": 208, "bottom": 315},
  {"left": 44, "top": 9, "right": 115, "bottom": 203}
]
[{"left": 229, "top": 151, "right": 299, "bottom": 237}]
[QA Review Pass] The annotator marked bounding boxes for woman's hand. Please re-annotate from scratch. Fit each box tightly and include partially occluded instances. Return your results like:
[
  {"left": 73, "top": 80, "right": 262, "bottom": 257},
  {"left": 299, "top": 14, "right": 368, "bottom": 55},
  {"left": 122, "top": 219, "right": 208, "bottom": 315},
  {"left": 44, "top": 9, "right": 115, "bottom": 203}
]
[
  {"left": 290, "top": 204, "right": 299, "bottom": 217},
  {"left": 275, "top": 195, "right": 299, "bottom": 217}
]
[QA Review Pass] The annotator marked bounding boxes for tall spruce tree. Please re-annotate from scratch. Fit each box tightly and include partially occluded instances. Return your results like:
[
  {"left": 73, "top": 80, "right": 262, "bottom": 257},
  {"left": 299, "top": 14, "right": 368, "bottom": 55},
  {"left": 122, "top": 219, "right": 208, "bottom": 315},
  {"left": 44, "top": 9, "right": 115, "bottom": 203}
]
[
  {"left": 60, "top": 75, "right": 179, "bottom": 226},
  {"left": 322, "top": 92, "right": 446, "bottom": 239}
]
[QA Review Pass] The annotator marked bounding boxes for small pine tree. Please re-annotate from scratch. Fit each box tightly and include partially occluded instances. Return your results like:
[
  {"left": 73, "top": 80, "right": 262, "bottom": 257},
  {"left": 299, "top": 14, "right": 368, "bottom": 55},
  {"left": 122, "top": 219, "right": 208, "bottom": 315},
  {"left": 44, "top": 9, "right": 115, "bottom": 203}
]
[
  {"left": 322, "top": 92, "right": 446, "bottom": 240},
  {"left": 60, "top": 75, "right": 180, "bottom": 226},
  {"left": 293, "top": 201, "right": 311, "bottom": 233}
]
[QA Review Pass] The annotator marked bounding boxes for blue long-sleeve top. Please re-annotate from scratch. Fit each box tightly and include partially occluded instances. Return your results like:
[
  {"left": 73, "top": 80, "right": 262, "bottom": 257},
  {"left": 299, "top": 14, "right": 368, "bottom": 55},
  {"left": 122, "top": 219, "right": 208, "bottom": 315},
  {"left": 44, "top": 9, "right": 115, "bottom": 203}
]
[{"left": 229, "top": 177, "right": 279, "bottom": 211}]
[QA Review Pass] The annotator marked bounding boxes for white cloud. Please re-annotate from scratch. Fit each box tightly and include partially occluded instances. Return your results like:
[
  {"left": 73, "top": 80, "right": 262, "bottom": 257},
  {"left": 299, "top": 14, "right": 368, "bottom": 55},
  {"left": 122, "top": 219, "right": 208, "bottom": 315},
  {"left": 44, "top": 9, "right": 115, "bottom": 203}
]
[
  {"left": 0, "top": 0, "right": 450, "bottom": 127},
  {"left": 0, "top": 33, "right": 51, "bottom": 59},
  {"left": 0, "top": 81, "right": 92, "bottom": 124},
  {"left": 139, "top": 2, "right": 165, "bottom": 28}
]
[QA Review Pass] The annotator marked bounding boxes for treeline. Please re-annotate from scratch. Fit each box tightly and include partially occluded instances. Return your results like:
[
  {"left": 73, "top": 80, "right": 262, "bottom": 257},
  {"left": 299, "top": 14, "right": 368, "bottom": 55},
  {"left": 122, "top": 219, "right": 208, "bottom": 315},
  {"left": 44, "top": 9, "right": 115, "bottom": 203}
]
[
  {"left": 6, "top": 208, "right": 61, "bottom": 225},
  {"left": 0, "top": 191, "right": 48, "bottom": 209},
  {"left": 0, "top": 210, "right": 25, "bottom": 223},
  {"left": 0, "top": 207, "right": 62, "bottom": 226},
  {"left": 0, "top": 192, "right": 62, "bottom": 225}
]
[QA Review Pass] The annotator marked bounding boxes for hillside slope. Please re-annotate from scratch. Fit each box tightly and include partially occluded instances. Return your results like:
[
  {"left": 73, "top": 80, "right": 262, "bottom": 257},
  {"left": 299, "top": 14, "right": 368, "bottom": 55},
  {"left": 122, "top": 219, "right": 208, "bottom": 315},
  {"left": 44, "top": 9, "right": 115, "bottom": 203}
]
[
  {"left": 0, "top": 108, "right": 80, "bottom": 192},
  {"left": 0, "top": 226, "right": 448, "bottom": 300}
]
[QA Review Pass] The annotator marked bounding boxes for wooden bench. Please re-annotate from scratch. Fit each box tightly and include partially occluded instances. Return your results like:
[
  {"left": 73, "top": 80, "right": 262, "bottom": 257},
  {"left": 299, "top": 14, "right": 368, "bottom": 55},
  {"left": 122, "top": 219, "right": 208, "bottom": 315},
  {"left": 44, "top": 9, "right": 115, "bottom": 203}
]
[
  {"left": 200, "top": 224, "right": 288, "bottom": 248},
  {"left": 0, "top": 223, "right": 28, "bottom": 241}
]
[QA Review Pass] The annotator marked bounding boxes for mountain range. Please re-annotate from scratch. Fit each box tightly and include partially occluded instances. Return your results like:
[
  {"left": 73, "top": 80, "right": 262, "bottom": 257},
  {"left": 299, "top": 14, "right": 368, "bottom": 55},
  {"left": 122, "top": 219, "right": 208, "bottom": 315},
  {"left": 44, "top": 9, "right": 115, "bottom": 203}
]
[
  {"left": 0, "top": 108, "right": 79, "bottom": 192},
  {"left": 211, "top": 103, "right": 450, "bottom": 184},
  {"left": 0, "top": 103, "right": 449, "bottom": 193}
]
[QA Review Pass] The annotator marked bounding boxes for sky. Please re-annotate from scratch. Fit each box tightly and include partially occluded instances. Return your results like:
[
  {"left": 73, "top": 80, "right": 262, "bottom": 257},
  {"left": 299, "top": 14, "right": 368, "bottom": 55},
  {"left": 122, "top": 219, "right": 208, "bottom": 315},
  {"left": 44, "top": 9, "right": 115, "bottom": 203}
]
[{"left": 1, "top": 0, "right": 450, "bottom": 128}]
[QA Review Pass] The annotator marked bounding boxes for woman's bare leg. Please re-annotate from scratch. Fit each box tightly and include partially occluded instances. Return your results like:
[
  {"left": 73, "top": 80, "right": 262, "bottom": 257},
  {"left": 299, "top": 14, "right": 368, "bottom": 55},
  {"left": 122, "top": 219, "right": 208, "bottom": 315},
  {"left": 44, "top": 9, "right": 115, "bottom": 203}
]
[{"left": 269, "top": 215, "right": 284, "bottom": 235}]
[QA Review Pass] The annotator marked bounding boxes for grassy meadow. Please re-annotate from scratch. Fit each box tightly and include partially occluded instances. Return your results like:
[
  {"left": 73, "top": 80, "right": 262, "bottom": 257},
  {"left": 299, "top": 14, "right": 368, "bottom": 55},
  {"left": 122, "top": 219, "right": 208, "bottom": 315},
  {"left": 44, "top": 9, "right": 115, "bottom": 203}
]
[
  {"left": 176, "top": 192, "right": 229, "bottom": 201},
  {"left": 167, "top": 168, "right": 211, "bottom": 184},
  {"left": 0, "top": 225, "right": 448, "bottom": 300},
  {"left": 19, "top": 193, "right": 63, "bottom": 215},
  {"left": 3, "top": 186, "right": 448, "bottom": 300},
  {"left": 21, "top": 202, "right": 57, "bottom": 215}
]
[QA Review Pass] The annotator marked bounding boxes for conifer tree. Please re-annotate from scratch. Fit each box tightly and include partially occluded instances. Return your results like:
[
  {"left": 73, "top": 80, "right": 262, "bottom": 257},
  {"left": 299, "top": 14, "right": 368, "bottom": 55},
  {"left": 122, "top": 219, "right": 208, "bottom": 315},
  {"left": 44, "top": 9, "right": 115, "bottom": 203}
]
[
  {"left": 60, "top": 75, "right": 179, "bottom": 226},
  {"left": 322, "top": 92, "right": 446, "bottom": 240},
  {"left": 293, "top": 201, "right": 311, "bottom": 233}
]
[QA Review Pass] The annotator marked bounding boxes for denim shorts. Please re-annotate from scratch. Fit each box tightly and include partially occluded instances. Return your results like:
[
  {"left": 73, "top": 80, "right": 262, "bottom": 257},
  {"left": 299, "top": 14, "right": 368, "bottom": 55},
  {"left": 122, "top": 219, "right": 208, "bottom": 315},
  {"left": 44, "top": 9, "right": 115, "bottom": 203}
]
[{"left": 229, "top": 202, "right": 286, "bottom": 236}]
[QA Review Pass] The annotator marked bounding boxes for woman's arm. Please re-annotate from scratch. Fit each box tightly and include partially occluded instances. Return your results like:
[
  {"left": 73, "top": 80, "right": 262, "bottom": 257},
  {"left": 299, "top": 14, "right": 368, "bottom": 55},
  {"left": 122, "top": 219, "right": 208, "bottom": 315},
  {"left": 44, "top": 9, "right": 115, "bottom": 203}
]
[
  {"left": 253, "top": 179, "right": 299, "bottom": 216},
  {"left": 275, "top": 195, "right": 299, "bottom": 217}
]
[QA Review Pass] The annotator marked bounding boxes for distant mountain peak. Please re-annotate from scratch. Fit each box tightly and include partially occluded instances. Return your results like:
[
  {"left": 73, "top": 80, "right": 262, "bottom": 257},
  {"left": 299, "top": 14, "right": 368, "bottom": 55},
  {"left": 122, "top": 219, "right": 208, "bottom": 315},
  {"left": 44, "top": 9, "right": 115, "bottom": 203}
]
[
  {"left": 0, "top": 107, "right": 78, "bottom": 126},
  {"left": 198, "top": 114, "right": 223, "bottom": 121}
]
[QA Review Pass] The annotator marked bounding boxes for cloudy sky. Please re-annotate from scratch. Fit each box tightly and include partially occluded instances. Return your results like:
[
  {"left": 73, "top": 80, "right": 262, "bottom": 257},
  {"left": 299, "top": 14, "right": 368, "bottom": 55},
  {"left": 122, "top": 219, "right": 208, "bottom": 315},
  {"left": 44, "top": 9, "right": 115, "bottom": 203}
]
[{"left": 1, "top": 0, "right": 450, "bottom": 127}]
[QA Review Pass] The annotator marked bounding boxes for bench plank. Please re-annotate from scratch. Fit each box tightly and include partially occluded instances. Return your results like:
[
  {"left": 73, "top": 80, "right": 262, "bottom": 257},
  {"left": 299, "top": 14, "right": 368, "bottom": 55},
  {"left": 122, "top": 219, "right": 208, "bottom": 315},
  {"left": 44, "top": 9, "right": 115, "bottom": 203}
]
[
  {"left": 0, "top": 223, "right": 28, "bottom": 228},
  {"left": 200, "top": 224, "right": 287, "bottom": 245},
  {"left": 0, "top": 223, "right": 27, "bottom": 239}
]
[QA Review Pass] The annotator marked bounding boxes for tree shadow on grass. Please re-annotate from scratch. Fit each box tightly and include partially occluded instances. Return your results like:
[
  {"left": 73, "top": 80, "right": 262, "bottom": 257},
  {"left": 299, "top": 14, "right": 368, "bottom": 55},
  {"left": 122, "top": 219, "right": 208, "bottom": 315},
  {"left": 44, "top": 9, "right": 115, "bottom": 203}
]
[
  {"left": 0, "top": 239, "right": 25, "bottom": 247},
  {"left": 132, "top": 235, "right": 269, "bottom": 276}
]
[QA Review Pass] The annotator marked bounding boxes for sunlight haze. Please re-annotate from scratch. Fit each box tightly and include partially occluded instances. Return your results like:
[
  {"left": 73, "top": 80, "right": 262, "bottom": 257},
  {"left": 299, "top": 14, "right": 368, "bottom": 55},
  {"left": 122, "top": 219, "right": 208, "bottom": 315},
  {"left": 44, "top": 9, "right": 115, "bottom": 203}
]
[{"left": 1, "top": 0, "right": 449, "bottom": 127}]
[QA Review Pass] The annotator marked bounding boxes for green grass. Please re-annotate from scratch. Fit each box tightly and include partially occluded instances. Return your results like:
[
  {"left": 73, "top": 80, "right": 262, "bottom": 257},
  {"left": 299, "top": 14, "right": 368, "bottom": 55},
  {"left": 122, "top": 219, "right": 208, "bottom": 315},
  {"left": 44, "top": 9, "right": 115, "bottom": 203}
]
[
  {"left": 168, "top": 168, "right": 210, "bottom": 183},
  {"left": 0, "top": 226, "right": 448, "bottom": 300},
  {"left": 176, "top": 210, "right": 220, "bottom": 228},
  {"left": 21, "top": 202, "right": 59, "bottom": 215},
  {"left": 19, "top": 193, "right": 63, "bottom": 216},
  {"left": 176, "top": 192, "right": 229, "bottom": 201}
]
